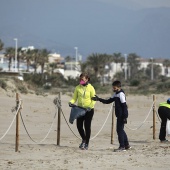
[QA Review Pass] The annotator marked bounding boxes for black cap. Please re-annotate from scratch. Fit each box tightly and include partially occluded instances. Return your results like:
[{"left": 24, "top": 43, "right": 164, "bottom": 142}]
[{"left": 167, "top": 98, "right": 170, "bottom": 104}]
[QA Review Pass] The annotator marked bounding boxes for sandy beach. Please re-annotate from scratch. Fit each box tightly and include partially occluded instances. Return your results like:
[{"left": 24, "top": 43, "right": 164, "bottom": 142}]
[{"left": 0, "top": 90, "right": 170, "bottom": 170}]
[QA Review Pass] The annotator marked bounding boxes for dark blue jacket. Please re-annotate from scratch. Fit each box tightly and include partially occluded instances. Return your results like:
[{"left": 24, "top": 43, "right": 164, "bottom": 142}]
[{"left": 98, "top": 89, "right": 128, "bottom": 119}]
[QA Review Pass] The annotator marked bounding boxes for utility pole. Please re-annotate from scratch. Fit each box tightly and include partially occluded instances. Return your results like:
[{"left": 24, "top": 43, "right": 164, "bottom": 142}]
[
  {"left": 74, "top": 47, "right": 78, "bottom": 70},
  {"left": 14, "top": 38, "right": 18, "bottom": 72},
  {"left": 124, "top": 54, "right": 127, "bottom": 81},
  {"left": 151, "top": 57, "right": 154, "bottom": 80}
]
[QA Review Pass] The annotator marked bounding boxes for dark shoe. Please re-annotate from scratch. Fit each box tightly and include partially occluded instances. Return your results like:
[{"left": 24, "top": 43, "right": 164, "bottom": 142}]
[
  {"left": 84, "top": 144, "right": 88, "bottom": 150},
  {"left": 79, "top": 142, "right": 85, "bottom": 149},
  {"left": 125, "top": 145, "right": 131, "bottom": 150},
  {"left": 160, "top": 140, "right": 169, "bottom": 143},
  {"left": 114, "top": 147, "right": 126, "bottom": 152}
]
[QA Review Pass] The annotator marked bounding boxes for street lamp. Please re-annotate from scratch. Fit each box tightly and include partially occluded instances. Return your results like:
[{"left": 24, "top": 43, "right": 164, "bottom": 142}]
[
  {"left": 124, "top": 54, "right": 127, "bottom": 81},
  {"left": 14, "top": 38, "right": 18, "bottom": 72},
  {"left": 151, "top": 57, "right": 154, "bottom": 80},
  {"left": 74, "top": 47, "right": 78, "bottom": 70}
]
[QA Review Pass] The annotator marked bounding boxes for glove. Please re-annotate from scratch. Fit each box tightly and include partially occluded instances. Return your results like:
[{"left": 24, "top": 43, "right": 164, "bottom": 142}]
[
  {"left": 91, "top": 95, "right": 99, "bottom": 101},
  {"left": 123, "top": 118, "right": 127, "bottom": 124},
  {"left": 69, "top": 102, "right": 75, "bottom": 107},
  {"left": 86, "top": 107, "right": 91, "bottom": 112}
]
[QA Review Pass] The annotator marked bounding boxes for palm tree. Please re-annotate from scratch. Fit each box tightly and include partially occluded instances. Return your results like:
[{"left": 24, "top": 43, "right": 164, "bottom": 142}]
[
  {"left": 38, "top": 49, "right": 49, "bottom": 74},
  {"left": 86, "top": 53, "right": 112, "bottom": 77},
  {"left": 5, "top": 47, "right": 15, "bottom": 71},
  {"left": 127, "top": 53, "right": 141, "bottom": 79},
  {"left": 0, "top": 39, "right": 4, "bottom": 51},
  {"left": 163, "top": 59, "right": 170, "bottom": 76},
  {"left": 22, "top": 49, "right": 36, "bottom": 72},
  {"left": 49, "top": 62, "right": 58, "bottom": 74},
  {"left": 31, "top": 49, "right": 40, "bottom": 73},
  {"left": 112, "top": 52, "right": 124, "bottom": 73}
]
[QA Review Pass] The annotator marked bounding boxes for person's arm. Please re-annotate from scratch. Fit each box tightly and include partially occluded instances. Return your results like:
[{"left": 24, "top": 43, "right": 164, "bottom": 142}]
[
  {"left": 92, "top": 95, "right": 115, "bottom": 104},
  {"left": 121, "top": 102, "right": 128, "bottom": 118},
  {"left": 120, "top": 92, "right": 128, "bottom": 118},
  {"left": 88, "top": 85, "right": 96, "bottom": 108},
  {"left": 69, "top": 87, "right": 78, "bottom": 104}
]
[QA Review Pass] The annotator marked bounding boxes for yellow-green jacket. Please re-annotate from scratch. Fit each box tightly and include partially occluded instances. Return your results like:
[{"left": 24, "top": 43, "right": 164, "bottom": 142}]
[
  {"left": 69, "top": 83, "right": 96, "bottom": 109},
  {"left": 159, "top": 102, "right": 170, "bottom": 109}
]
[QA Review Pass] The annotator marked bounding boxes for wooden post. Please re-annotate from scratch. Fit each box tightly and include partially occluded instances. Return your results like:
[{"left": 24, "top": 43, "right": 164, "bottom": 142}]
[
  {"left": 111, "top": 103, "right": 115, "bottom": 144},
  {"left": 15, "top": 93, "right": 20, "bottom": 152},
  {"left": 57, "top": 92, "right": 61, "bottom": 146},
  {"left": 153, "top": 95, "right": 156, "bottom": 140}
]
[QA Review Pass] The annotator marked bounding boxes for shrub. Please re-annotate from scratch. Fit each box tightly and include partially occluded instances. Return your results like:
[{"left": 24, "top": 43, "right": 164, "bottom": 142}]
[
  {"left": 130, "top": 79, "right": 140, "bottom": 86},
  {"left": 17, "top": 84, "right": 28, "bottom": 94},
  {"left": 0, "top": 79, "right": 7, "bottom": 90}
]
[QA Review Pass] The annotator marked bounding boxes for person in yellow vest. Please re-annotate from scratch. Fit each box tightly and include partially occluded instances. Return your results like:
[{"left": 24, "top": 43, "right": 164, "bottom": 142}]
[
  {"left": 69, "top": 73, "right": 96, "bottom": 150},
  {"left": 158, "top": 98, "right": 170, "bottom": 143}
]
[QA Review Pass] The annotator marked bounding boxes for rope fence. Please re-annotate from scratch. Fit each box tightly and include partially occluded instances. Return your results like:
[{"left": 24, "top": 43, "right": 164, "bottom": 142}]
[
  {"left": 125, "top": 102, "right": 154, "bottom": 131},
  {"left": 0, "top": 99, "right": 22, "bottom": 141},
  {"left": 0, "top": 93, "right": 161, "bottom": 152},
  {"left": 20, "top": 106, "right": 57, "bottom": 144}
]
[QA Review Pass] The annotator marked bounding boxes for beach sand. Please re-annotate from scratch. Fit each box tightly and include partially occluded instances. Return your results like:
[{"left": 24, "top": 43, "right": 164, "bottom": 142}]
[{"left": 0, "top": 91, "right": 170, "bottom": 170}]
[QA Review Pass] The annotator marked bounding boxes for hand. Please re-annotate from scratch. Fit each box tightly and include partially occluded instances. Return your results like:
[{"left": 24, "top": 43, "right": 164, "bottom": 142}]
[
  {"left": 91, "top": 95, "right": 99, "bottom": 101},
  {"left": 123, "top": 118, "right": 127, "bottom": 124},
  {"left": 69, "top": 102, "right": 75, "bottom": 107},
  {"left": 86, "top": 107, "right": 91, "bottom": 112}
]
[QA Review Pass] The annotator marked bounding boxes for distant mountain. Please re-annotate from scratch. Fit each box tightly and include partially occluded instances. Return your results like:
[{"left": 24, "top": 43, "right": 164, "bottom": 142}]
[{"left": 0, "top": 0, "right": 170, "bottom": 59}]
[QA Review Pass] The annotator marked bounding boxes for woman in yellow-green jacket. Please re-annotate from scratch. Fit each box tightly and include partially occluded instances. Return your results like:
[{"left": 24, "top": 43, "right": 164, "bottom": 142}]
[{"left": 69, "top": 73, "right": 96, "bottom": 150}]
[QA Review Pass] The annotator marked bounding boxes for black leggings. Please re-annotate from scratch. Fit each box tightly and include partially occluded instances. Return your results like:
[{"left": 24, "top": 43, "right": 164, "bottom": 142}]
[{"left": 76, "top": 109, "right": 94, "bottom": 145}]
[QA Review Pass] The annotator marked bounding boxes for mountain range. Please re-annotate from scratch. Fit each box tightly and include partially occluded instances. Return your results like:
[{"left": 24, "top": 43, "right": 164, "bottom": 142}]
[{"left": 0, "top": 0, "right": 170, "bottom": 59}]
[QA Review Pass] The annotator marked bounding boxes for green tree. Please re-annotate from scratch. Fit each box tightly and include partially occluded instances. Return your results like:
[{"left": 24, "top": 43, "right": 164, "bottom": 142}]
[{"left": 146, "top": 63, "right": 161, "bottom": 80}]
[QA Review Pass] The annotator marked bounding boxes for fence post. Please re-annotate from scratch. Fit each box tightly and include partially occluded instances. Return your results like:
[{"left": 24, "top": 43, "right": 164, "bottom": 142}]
[
  {"left": 57, "top": 92, "right": 61, "bottom": 145},
  {"left": 111, "top": 103, "right": 115, "bottom": 144},
  {"left": 153, "top": 95, "right": 156, "bottom": 140},
  {"left": 15, "top": 93, "right": 20, "bottom": 152}
]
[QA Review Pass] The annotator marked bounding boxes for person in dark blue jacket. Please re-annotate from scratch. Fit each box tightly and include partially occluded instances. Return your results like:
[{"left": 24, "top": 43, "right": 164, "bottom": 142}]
[{"left": 92, "top": 80, "right": 130, "bottom": 152}]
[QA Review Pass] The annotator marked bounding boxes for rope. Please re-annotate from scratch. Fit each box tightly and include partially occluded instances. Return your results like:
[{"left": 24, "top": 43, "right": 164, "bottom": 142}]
[
  {"left": 54, "top": 97, "right": 81, "bottom": 139},
  {"left": 155, "top": 110, "right": 161, "bottom": 123},
  {"left": 125, "top": 102, "right": 154, "bottom": 131},
  {"left": 54, "top": 97, "right": 113, "bottom": 140},
  {"left": 90, "top": 103, "right": 113, "bottom": 140},
  {"left": 20, "top": 105, "right": 57, "bottom": 144},
  {"left": 0, "top": 100, "right": 22, "bottom": 141}
]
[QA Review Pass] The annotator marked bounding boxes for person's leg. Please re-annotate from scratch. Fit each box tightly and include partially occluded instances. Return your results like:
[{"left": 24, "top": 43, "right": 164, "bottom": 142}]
[
  {"left": 76, "top": 116, "right": 86, "bottom": 142},
  {"left": 124, "top": 130, "right": 129, "bottom": 147},
  {"left": 84, "top": 109, "right": 94, "bottom": 146},
  {"left": 158, "top": 107, "right": 167, "bottom": 141},
  {"left": 116, "top": 118, "right": 125, "bottom": 148}
]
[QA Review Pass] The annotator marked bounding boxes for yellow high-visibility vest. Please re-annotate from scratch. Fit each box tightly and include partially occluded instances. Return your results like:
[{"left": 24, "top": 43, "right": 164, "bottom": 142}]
[{"left": 159, "top": 102, "right": 170, "bottom": 109}]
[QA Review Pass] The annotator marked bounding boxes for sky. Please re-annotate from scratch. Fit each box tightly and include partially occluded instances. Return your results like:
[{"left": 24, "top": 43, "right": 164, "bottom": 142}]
[{"left": 0, "top": 0, "right": 170, "bottom": 59}]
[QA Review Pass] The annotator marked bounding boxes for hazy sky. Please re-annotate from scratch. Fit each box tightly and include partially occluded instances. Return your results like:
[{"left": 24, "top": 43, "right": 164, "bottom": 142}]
[
  {"left": 95, "top": 0, "right": 170, "bottom": 8},
  {"left": 1, "top": 0, "right": 170, "bottom": 58}
]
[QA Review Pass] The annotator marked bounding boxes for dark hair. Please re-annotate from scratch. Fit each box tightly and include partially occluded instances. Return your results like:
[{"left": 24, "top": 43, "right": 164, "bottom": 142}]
[
  {"left": 167, "top": 98, "right": 170, "bottom": 104},
  {"left": 112, "top": 80, "right": 121, "bottom": 87},
  {"left": 80, "top": 72, "right": 90, "bottom": 81}
]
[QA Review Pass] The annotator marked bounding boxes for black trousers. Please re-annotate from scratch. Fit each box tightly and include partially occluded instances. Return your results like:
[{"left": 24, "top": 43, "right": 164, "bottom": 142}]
[
  {"left": 158, "top": 106, "right": 170, "bottom": 141},
  {"left": 76, "top": 109, "right": 94, "bottom": 145},
  {"left": 116, "top": 118, "right": 129, "bottom": 148}
]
